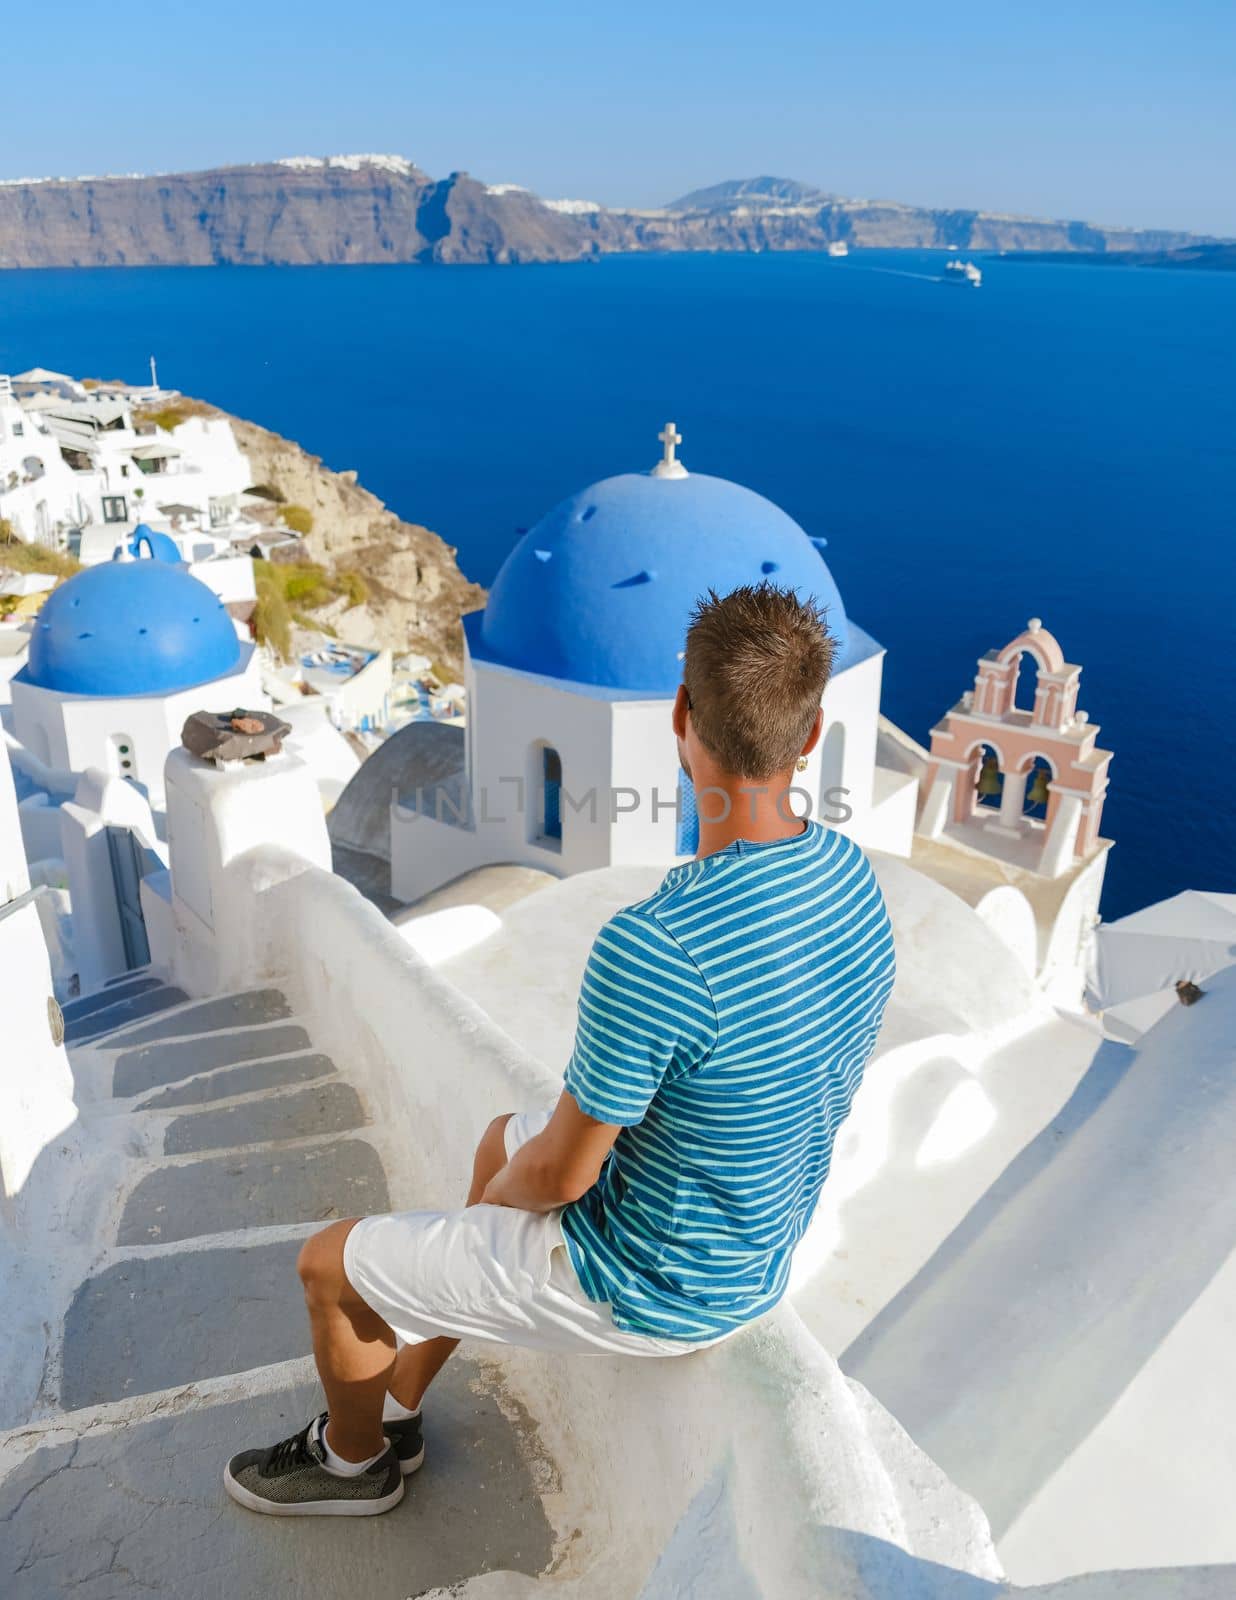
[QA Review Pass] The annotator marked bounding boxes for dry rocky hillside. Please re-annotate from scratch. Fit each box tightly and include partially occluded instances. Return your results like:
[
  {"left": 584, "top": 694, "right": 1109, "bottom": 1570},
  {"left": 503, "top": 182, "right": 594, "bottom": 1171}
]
[{"left": 189, "top": 403, "right": 483, "bottom": 676}]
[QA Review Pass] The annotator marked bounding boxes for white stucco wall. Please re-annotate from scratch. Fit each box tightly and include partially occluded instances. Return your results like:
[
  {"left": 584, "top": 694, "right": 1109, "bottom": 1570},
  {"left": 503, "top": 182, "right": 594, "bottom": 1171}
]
[
  {"left": 469, "top": 659, "right": 617, "bottom": 870},
  {"left": 0, "top": 394, "right": 89, "bottom": 543},
  {"left": 165, "top": 414, "right": 252, "bottom": 510},
  {"left": 320, "top": 649, "right": 393, "bottom": 732},
  {"left": 0, "top": 897, "right": 74, "bottom": 1202},
  {"left": 17, "top": 792, "right": 62, "bottom": 868},
  {"left": 187, "top": 553, "right": 256, "bottom": 608},
  {"left": 816, "top": 645, "right": 884, "bottom": 825},
  {"left": 0, "top": 740, "right": 30, "bottom": 902},
  {"left": 280, "top": 698, "right": 362, "bottom": 807},
  {"left": 607, "top": 697, "right": 694, "bottom": 863},
  {"left": 162, "top": 745, "right": 332, "bottom": 996}
]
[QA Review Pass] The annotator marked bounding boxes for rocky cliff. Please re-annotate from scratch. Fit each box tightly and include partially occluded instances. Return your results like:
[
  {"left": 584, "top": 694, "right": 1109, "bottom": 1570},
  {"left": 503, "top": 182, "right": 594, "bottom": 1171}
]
[
  {"left": 0, "top": 159, "right": 581, "bottom": 268},
  {"left": 193, "top": 402, "right": 484, "bottom": 673},
  {"left": 0, "top": 158, "right": 1207, "bottom": 267}
]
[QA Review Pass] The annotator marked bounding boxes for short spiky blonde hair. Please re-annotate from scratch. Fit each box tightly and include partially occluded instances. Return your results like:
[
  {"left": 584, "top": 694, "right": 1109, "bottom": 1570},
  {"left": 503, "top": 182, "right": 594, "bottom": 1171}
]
[{"left": 683, "top": 584, "right": 835, "bottom": 780}]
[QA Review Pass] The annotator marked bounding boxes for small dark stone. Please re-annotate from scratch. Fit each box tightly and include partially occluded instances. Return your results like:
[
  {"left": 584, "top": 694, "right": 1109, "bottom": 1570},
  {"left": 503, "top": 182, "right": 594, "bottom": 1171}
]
[
  {"left": 1175, "top": 980, "right": 1204, "bottom": 1007},
  {"left": 181, "top": 708, "right": 293, "bottom": 765}
]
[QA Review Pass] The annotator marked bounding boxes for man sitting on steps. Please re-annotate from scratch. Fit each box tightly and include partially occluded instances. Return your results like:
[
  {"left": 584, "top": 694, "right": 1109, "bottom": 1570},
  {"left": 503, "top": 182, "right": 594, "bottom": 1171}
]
[{"left": 224, "top": 583, "right": 897, "bottom": 1517}]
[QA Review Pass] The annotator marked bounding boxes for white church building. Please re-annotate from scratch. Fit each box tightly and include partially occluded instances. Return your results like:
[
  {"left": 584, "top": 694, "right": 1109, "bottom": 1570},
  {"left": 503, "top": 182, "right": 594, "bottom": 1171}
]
[
  {"left": 378, "top": 427, "right": 919, "bottom": 904},
  {"left": 9, "top": 542, "right": 264, "bottom": 808}
]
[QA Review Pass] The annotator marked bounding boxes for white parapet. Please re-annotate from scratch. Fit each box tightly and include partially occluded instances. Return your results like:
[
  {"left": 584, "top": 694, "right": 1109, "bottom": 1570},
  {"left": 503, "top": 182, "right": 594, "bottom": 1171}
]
[
  {"left": 0, "top": 895, "right": 74, "bottom": 1203},
  {"left": 0, "top": 739, "right": 31, "bottom": 903},
  {"left": 162, "top": 742, "right": 331, "bottom": 995}
]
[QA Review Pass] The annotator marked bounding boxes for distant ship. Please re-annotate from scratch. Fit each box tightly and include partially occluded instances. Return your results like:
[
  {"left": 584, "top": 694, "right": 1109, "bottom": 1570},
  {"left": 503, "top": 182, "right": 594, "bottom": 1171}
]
[
  {"left": 828, "top": 240, "right": 849, "bottom": 258},
  {"left": 943, "top": 258, "right": 982, "bottom": 287}
]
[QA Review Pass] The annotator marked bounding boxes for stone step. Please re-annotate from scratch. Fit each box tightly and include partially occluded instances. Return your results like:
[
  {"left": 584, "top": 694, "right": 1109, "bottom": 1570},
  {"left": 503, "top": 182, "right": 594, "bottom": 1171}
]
[
  {"left": 116, "top": 1140, "right": 390, "bottom": 1245},
  {"left": 105, "top": 964, "right": 152, "bottom": 986},
  {"left": 60, "top": 974, "right": 163, "bottom": 1024},
  {"left": 114, "top": 1023, "right": 312, "bottom": 1098},
  {"left": 136, "top": 1051, "right": 335, "bottom": 1111},
  {"left": 1, "top": 1366, "right": 552, "bottom": 1598},
  {"left": 61, "top": 1238, "right": 308, "bottom": 1409},
  {"left": 162, "top": 1081, "right": 367, "bottom": 1156},
  {"left": 63, "top": 984, "right": 189, "bottom": 1045},
  {"left": 100, "top": 988, "right": 293, "bottom": 1050}
]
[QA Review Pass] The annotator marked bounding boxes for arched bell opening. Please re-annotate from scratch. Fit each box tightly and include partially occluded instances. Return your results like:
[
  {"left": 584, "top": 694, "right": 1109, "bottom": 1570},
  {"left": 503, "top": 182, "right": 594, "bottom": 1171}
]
[
  {"left": 975, "top": 743, "right": 1004, "bottom": 811},
  {"left": 1021, "top": 754, "right": 1054, "bottom": 818}
]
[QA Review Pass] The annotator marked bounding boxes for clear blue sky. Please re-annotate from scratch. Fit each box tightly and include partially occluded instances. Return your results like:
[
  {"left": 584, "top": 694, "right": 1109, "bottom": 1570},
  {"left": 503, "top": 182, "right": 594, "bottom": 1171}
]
[{"left": 7, "top": 1, "right": 1234, "bottom": 234}]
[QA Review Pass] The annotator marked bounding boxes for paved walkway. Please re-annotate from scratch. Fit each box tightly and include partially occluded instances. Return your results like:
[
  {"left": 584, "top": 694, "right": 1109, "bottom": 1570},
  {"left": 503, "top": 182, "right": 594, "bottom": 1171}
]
[{"left": 0, "top": 972, "right": 553, "bottom": 1598}]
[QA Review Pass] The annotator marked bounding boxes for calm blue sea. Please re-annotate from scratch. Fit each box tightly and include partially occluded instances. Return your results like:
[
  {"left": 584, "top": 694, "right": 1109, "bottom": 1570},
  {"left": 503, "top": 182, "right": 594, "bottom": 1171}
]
[{"left": 2, "top": 250, "right": 1233, "bottom": 918}]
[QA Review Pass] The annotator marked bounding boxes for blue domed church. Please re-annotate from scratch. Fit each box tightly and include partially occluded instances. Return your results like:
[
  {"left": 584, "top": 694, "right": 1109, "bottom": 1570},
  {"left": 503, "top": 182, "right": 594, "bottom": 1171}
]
[
  {"left": 11, "top": 539, "right": 266, "bottom": 807},
  {"left": 387, "top": 427, "right": 918, "bottom": 902}
]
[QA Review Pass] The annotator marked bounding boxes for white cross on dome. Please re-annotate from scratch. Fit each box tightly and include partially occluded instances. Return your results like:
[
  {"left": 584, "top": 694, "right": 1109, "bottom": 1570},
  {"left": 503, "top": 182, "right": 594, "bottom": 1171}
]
[{"left": 652, "top": 421, "right": 688, "bottom": 480}]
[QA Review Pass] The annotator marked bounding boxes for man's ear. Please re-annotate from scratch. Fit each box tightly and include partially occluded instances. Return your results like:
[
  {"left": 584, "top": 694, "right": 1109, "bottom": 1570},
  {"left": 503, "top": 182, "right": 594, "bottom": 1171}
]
[
  {"left": 801, "top": 707, "right": 824, "bottom": 758},
  {"left": 672, "top": 684, "right": 690, "bottom": 741}
]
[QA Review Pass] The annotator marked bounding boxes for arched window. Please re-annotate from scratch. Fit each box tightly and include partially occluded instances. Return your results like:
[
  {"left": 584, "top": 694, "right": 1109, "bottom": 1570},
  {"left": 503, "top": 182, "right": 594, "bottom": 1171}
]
[
  {"left": 676, "top": 769, "right": 699, "bottom": 856},
  {"left": 540, "top": 746, "right": 562, "bottom": 847},
  {"left": 1014, "top": 650, "right": 1039, "bottom": 712}
]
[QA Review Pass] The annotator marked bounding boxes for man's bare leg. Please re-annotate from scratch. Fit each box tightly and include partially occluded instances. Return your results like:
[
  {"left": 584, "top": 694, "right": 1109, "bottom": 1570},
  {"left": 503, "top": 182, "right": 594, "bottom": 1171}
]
[
  {"left": 297, "top": 1112, "right": 516, "bottom": 1458},
  {"left": 386, "top": 1112, "right": 515, "bottom": 1411},
  {"left": 297, "top": 1219, "right": 396, "bottom": 1461}
]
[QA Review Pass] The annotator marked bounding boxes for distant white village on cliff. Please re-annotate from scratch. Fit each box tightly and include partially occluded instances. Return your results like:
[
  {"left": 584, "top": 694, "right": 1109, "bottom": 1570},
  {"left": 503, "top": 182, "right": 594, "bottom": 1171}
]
[{"left": 0, "top": 364, "right": 1233, "bottom": 1597}]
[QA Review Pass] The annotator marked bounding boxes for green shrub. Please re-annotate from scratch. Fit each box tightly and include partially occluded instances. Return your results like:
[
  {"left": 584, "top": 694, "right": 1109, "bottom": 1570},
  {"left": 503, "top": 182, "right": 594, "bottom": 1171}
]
[
  {"left": 253, "top": 573, "right": 292, "bottom": 659},
  {"left": 338, "top": 569, "right": 368, "bottom": 609},
  {"left": 293, "top": 610, "right": 338, "bottom": 638},
  {"left": 245, "top": 482, "right": 286, "bottom": 503},
  {"left": 0, "top": 527, "right": 81, "bottom": 579},
  {"left": 134, "top": 398, "right": 213, "bottom": 433},
  {"left": 281, "top": 503, "right": 314, "bottom": 535},
  {"left": 282, "top": 567, "right": 334, "bottom": 608},
  {"left": 251, "top": 554, "right": 365, "bottom": 643}
]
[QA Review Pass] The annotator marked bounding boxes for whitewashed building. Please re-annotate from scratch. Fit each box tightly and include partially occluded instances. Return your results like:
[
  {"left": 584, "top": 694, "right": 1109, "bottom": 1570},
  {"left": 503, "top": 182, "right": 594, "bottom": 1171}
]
[
  {"left": 9, "top": 545, "right": 265, "bottom": 808},
  {"left": 2, "top": 375, "right": 255, "bottom": 548},
  {"left": 379, "top": 427, "right": 918, "bottom": 903},
  {"left": 0, "top": 376, "right": 93, "bottom": 544}
]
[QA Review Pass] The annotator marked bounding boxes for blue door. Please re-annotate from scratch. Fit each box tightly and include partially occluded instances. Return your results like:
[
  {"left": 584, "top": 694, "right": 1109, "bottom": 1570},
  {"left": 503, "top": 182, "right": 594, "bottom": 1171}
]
[{"left": 105, "top": 825, "right": 152, "bottom": 970}]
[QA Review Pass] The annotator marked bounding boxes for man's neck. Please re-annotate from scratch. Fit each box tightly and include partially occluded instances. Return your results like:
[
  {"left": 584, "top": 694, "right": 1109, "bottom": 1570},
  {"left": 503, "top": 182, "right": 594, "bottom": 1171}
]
[{"left": 693, "top": 769, "right": 807, "bottom": 860}]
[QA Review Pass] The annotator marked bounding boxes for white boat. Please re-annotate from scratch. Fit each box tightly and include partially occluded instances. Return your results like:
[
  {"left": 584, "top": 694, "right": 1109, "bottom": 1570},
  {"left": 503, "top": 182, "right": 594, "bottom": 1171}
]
[
  {"left": 943, "top": 258, "right": 982, "bottom": 287},
  {"left": 828, "top": 240, "right": 849, "bottom": 258}
]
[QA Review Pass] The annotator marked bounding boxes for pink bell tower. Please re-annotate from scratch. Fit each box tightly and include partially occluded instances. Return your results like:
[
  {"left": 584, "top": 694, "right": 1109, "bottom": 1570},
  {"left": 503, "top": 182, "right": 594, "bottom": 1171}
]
[{"left": 920, "top": 619, "right": 1113, "bottom": 878}]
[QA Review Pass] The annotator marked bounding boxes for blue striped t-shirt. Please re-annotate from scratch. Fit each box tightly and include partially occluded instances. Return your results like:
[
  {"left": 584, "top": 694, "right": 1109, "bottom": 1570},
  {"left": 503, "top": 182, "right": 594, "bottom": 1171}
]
[{"left": 559, "top": 822, "right": 896, "bottom": 1341}]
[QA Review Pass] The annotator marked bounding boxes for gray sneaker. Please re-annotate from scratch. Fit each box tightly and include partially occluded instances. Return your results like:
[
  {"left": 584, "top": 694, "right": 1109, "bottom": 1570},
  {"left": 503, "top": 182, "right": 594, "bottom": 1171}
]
[
  {"left": 383, "top": 1412, "right": 425, "bottom": 1476},
  {"left": 224, "top": 1414, "right": 404, "bottom": 1517}
]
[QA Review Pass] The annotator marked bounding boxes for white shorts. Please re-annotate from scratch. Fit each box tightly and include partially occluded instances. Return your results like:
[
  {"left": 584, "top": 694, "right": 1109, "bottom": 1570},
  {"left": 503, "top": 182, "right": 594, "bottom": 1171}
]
[{"left": 343, "top": 1108, "right": 722, "bottom": 1358}]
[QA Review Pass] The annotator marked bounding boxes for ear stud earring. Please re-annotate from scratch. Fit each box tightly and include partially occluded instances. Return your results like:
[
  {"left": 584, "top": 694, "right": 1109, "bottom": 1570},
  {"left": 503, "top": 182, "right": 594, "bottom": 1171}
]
[{"left": 796, "top": 757, "right": 809, "bottom": 771}]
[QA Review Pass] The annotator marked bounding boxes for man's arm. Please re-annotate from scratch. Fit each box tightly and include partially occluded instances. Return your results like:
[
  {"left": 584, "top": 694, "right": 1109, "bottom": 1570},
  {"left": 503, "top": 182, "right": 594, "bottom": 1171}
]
[{"left": 480, "top": 1090, "right": 621, "bottom": 1213}]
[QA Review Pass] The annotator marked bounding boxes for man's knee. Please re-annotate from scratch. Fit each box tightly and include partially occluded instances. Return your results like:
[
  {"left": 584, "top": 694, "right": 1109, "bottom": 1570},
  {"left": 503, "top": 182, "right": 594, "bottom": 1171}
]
[
  {"left": 297, "top": 1218, "right": 360, "bottom": 1304},
  {"left": 469, "top": 1113, "right": 515, "bottom": 1202}
]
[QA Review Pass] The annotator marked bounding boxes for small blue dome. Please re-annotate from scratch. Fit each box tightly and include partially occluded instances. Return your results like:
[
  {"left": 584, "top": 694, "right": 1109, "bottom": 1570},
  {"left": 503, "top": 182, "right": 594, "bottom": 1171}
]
[
  {"left": 475, "top": 471, "right": 848, "bottom": 693},
  {"left": 24, "top": 557, "right": 242, "bottom": 697},
  {"left": 117, "top": 524, "right": 184, "bottom": 565}
]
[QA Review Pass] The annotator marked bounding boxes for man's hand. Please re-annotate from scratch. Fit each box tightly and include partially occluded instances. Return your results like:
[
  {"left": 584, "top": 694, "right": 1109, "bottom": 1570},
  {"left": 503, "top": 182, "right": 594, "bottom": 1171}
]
[{"left": 481, "top": 1091, "right": 621, "bottom": 1213}]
